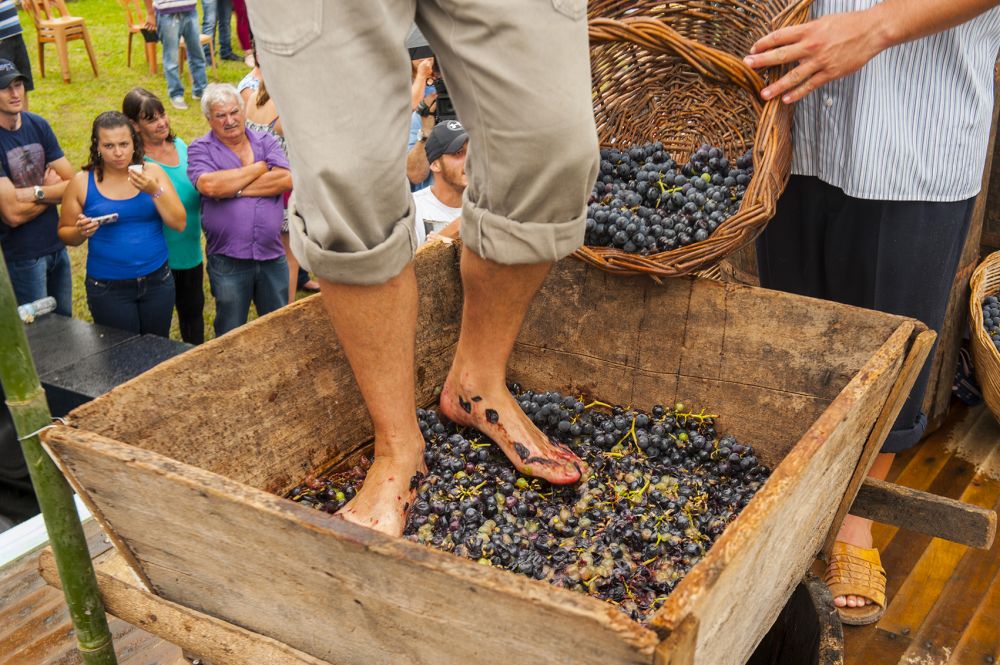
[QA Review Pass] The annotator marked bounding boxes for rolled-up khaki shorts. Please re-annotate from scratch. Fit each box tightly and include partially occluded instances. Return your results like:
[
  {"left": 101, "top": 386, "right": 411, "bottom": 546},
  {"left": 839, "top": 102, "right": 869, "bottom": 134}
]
[{"left": 246, "top": 0, "right": 599, "bottom": 286}]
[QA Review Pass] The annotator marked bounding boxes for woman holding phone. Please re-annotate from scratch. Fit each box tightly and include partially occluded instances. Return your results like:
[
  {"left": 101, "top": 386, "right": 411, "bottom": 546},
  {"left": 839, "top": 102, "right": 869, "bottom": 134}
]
[
  {"left": 59, "top": 111, "right": 185, "bottom": 337},
  {"left": 123, "top": 87, "right": 205, "bottom": 344}
]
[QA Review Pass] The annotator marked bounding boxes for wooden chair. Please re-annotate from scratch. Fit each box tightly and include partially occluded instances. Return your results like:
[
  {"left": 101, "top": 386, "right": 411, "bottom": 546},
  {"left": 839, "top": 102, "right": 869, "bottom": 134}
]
[
  {"left": 179, "top": 34, "right": 218, "bottom": 79},
  {"left": 119, "top": 0, "right": 158, "bottom": 75},
  {"left": 22, "top": 0, "right": 99, "bottom": 84}
]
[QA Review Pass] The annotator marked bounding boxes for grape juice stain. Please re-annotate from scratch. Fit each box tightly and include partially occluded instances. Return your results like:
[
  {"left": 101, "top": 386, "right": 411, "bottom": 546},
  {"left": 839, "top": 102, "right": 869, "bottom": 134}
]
[
  {"left": 459, "top": 396, "right": 472, "bottom": 413},
  {"left": 485, "top": 408, "right": 499, "bottom": 424},
  {"left": 471, "top": 395, "right": 482, "bottom": 402},
  {"left": 513, "top": 442, "right": 530, "bottom": 461}
]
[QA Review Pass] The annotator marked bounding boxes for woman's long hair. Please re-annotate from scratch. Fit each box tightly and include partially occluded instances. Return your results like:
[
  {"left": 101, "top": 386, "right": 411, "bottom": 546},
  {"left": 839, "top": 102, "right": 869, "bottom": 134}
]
[
  {"left": 122, "top": 87, "right": 177, "bottom": 143},
  {"left": 83, "top": 111, "right": 144, "bottom": 182}
]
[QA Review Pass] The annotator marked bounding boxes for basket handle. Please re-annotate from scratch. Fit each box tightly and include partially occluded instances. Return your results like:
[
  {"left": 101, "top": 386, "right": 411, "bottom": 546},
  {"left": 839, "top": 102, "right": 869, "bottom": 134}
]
[
  {"left": 589, "top": 17, "right": 766, "bottom": 99},
  {"left": 771, "top": 0, "right": 814, "bottom": 32}
]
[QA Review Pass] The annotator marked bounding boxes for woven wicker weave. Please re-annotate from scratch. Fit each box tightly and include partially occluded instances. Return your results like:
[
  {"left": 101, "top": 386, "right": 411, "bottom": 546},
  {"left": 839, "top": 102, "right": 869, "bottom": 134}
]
[
  {"left": 575, "top": 0, "right": 811, "bottom": 277},
  {"left": 969, "top": 251, "right": 1000, "bottom": 423}
]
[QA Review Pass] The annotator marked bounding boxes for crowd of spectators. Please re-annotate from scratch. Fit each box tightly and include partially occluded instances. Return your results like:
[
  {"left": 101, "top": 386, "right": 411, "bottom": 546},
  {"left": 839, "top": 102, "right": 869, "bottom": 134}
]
[{"left": 0, "top": 11, "right": 466, "bottom": 345}]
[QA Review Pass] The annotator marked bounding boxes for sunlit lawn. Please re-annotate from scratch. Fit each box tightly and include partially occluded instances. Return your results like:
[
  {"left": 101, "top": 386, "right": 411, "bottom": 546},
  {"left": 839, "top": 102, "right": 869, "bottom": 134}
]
[{"left": 21, "top": 0, "right": 308, "bottom": 341}]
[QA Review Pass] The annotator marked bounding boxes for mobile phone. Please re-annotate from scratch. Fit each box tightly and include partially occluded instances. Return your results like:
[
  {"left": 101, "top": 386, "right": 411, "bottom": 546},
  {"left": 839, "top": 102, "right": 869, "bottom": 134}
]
[
  {"left": 91, "top": 213, "right": 119, "bottom": 226},
  {"left": 128, "top": 164, "right": 144, "bottom": 175}
]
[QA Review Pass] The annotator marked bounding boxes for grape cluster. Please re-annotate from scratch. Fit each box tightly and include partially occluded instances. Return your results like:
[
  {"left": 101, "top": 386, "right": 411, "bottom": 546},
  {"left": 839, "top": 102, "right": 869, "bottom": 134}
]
[
  {"left": 585, "top": 142, "right": 753, "bottom": 254},
  {"left": 289, "top": 385, "right": 769, "bottom": 623},
  {"left": 984, "top": 295, "right": 1000, "bottom": 353}
]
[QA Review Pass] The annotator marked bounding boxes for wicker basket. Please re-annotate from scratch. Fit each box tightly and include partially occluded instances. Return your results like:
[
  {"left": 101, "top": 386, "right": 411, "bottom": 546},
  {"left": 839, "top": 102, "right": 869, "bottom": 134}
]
[
  {"left": 574, "top": 0, "right": 812, "bottom": 277},
  {"left": 969, "top": 251, "right": 1000, "bottom": 423}
]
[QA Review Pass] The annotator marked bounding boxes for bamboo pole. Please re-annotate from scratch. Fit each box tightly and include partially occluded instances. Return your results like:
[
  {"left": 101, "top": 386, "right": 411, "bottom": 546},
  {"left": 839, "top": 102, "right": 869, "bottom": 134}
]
[{"left": 0, "top": 259, "right": 117, "bottom": 664}]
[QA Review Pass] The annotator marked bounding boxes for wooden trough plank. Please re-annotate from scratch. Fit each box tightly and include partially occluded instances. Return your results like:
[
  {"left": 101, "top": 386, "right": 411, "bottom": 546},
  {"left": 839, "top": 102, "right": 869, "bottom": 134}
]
[
  {"left": 871, "top": 434, "right": 953, "bottom": 551},
  {"left": 851, "top": 478, "right": 996, "bottom": 549},
  {"left": 39, "top": 548, "right": 327, "bottom": 665},
  {"left": 649, "top": 322, "right": 916, "bottom": 665},
  {"left": 947, "top": 564, "right": 1000, "bottom": 664},
  {"left": 42, "top": 427, "right": 660, "bottom": 665},
  {"left": 821, "top": 328, "right": 936, "bottom": 559}
]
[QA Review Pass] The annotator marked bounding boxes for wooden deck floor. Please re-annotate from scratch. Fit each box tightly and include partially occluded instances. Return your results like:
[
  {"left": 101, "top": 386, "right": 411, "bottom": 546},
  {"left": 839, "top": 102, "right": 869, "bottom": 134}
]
[{"left": 843, "top": 403, "right": 1000, "bottom": 665}]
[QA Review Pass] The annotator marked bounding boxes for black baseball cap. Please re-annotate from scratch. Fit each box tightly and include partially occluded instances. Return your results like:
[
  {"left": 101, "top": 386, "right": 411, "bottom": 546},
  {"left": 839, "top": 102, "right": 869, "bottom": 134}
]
[
  {"left": 425, "top": 120, "right": 468, "bottom": 164},
  {"left": 0, "top": 59, "right": 26, "bottom": 89}
]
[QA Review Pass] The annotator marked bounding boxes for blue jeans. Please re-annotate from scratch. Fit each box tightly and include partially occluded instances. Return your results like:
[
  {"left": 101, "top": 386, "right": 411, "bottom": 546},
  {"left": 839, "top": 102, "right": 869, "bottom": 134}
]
[
  {"left": 85, "top": 263, "right": 175, "bottom": 337},
  {"left": 158, "top": 9, "right": 207, "bottom": 99},
  {"left": 200, "top": 0, "right": 233, "bottom": 59},
  {"left": 6, "top": 248, "right": 73, "bottom": 317},
  {"left": 207, "top": 254, "right": 288, "bottom": 337}
]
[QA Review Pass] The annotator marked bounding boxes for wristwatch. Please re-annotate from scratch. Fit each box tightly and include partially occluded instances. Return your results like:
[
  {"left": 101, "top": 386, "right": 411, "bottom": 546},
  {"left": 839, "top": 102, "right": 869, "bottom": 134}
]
[
  {"left": 417, "top": 130, "right": 428, "bottom": 143},
  {"left": 33, "top": 185, "right": 44, "bottom": 201}
]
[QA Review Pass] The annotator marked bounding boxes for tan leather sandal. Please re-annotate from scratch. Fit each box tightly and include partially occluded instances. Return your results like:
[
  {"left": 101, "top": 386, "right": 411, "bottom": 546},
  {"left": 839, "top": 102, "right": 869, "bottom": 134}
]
[{"left": 823, "top": 541, "right": 887, "bottom": 626}]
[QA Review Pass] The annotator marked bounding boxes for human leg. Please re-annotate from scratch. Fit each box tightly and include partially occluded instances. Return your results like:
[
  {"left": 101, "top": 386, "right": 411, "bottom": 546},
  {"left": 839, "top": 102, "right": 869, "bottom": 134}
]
[
  {"left": 46, "top": 248, "right": 72, "bottom": 317},
  {"left": 179, "top": 10, "right": 208, "bottom": 97},
  {"left": 316, "top": 266, "right": 425, "bottom": 535},
  {"left": 281, "top": 232, "right": 298, "bottom": 303},
  {"left": 418, "top": 0, "right": 597, "bottom": 480},
  {"left": 136, "top": 263, "right": 176, "bottom": 337},
  {"left": 207, "top": 254, "right": 254, "bottom": 337},
  {"left": 172, "top": 263, "right": 205, "bottom": 344},
  {"left": 6, "top": 255, "right": 47, "bottom": 307},
  {"left": 157, "top": 13, "right": 185, "bottom": 99},
  {"left": 216, "top": 0, "right": 235, "bottom": 59},
  {"left": 85, "top": 276, "right": 141, "bottom": 334},
  {"left": 231, "top": 0, "right": 251, "bottom": 51},
  {"left": 439, "top": 248, "right": 584, "bottom": 482},
  {"left": 252, "top": 255, "right": 288, "bottom": 317},
  {"left": 200, "top": 0, "right": 216, "bottom": 61}
]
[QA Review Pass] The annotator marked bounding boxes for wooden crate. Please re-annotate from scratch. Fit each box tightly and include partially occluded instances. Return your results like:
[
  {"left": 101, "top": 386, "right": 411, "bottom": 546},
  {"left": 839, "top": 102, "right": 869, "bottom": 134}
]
[{"left": 40, "top": 242, "right": 929, "bottom": 665}]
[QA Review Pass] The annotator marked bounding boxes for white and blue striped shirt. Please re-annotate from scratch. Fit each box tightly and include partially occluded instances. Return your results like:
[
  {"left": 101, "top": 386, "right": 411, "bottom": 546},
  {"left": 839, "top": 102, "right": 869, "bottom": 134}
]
[{"left": 793, "top": 1, "right": 1000, "bottom": 202}]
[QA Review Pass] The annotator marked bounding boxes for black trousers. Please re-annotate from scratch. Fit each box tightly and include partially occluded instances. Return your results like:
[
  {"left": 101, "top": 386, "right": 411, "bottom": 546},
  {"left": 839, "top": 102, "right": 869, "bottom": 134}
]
[
  {"left": 756, "top": 176, "right": 975, "bottom": 453},
  {"left": 172, "top": 263, "right": 205, "bottom": 345}
]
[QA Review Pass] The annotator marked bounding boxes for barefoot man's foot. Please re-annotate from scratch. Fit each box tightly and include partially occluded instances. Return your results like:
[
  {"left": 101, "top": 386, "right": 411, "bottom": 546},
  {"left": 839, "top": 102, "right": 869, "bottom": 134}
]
[
  {"left": 440, "top": 373, "right": 584, "bottom": 485},
  {"left": 337, "top": 448, "right": 427, "bottom": 537}
]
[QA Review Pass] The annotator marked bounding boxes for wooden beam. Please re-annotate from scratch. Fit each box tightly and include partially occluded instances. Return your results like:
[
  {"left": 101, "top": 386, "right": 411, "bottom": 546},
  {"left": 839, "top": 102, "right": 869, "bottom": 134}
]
[
  {"left": 39, "top": 548, "right": 329, "bottom": 665},
  {"left": 850, "top": 478, "right": 997, "bottom": 550}
]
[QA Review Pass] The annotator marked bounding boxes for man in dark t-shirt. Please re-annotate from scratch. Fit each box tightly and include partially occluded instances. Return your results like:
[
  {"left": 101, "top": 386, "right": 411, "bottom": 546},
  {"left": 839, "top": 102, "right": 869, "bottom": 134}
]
[{"left": 0, "top": 59, "right": 75, "bottom": 315}]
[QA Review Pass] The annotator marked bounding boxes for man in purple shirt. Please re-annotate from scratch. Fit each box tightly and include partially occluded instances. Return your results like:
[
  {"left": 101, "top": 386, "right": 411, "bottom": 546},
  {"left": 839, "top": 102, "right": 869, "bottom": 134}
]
[{"left": 188, "top": 83, "right": 292, "bottom": 337}]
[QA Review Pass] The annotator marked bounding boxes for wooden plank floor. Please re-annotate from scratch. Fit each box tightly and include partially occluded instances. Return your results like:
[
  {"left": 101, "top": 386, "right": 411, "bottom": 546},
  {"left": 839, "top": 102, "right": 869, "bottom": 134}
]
[
  {"left": 0, "top": 519, "right": 184, "bottom": 665},
  {"left": 844, "top": 403, "right": 1000, "bottom": 665}
]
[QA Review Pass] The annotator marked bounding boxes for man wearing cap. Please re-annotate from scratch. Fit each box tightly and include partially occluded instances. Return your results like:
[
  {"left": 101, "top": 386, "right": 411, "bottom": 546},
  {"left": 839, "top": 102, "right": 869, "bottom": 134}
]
[
  {"left": 0, "top": 60, "right": 75, "bottom": 316},
  {"left": 412, "top": 121, "right": 466, "bottom": 243},
  {"left": 246, "top": 0, "right": 598, "bottom": 536}
]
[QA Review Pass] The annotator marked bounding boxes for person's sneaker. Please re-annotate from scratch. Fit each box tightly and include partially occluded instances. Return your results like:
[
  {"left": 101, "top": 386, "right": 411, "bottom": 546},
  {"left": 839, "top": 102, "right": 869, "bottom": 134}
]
[
  {"left": 221, "top": 52, "right": 244, "bottom": 62},
  {"left": 192, "top": 91, "right": 202, "bottom": 100},
  {"left": 244, "top": 53, "right": 255, "bottom": 68},
  {"left": 170, "top": 96, "right": 189, "bottom": 110}
]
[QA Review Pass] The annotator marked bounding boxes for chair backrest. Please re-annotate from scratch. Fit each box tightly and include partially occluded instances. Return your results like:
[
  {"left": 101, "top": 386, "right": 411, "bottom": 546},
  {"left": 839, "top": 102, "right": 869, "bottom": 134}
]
[
  {"left": 22, "top": 0, "right": 75, "bottom": 24},
  {"left": 19, "top": 0, "right": 43, "bottom": 27},
  {"left": 118, "top": 0, "right": 148, "bottom": 27}
]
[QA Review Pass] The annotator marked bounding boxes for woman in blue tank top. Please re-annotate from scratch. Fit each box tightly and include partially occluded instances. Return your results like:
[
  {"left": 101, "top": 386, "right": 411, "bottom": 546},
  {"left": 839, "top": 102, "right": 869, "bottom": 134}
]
[{"left": 58, "top": 112, "right": 185, "bottom": 337}]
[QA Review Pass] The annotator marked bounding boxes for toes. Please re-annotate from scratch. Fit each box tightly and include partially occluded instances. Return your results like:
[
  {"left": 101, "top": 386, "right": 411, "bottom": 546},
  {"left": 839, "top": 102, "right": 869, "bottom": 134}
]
[{"left": 833, "top": 595, "right": 847, "bottom": 607}]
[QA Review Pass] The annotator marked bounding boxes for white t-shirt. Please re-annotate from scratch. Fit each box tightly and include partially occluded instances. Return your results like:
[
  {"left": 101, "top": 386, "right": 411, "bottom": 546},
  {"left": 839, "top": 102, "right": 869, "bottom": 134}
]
[{"left": 412, "top": 188, "right": 461, "bottom": 245}]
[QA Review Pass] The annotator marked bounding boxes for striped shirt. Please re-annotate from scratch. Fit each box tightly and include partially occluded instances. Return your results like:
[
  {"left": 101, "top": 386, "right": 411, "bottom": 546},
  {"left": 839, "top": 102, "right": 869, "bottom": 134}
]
[
  {"left": 792, "top": 1, "right": 1000, "bottom": 202},
  {"left": 0, "top": 1, "right": 22, "bottom": 41}
]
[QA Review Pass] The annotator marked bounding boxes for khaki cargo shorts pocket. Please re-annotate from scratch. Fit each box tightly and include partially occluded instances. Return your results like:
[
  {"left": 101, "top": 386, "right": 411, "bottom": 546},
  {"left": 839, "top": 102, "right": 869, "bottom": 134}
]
[
  {"left": 246, "top": 0, "right": 323, "bottom": 56},
  {"left": 552, "top": 0, "right": 587, "bottom": 20}
]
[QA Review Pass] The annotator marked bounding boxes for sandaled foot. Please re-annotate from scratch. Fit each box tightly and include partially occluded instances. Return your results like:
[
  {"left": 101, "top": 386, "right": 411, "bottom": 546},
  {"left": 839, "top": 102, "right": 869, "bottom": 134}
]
[
  {"left": 439, "top": 374, "right": 584, "bottom": 485},
  {"left": 824, "top": 541, "right": 887, "bottom": 626},
  {"left": 337, "top": 450, "right": 427, "bottom": 537}
]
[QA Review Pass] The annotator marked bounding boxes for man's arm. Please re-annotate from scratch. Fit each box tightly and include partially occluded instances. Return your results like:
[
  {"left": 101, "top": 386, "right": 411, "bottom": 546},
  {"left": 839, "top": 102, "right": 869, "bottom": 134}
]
[
  {"left": 142, "top": 0, "right": 157, "bottom": 30},
  {"left": 194, "top": 161, "right": 269, "bottom": 198},
  {"left": 13, "top": 156, "right": 73, "bottom": 204},
  {"left": 240, "top": 167, "right": 292, "bottom": 197},
  {"left": 406, "top": 112, "right": 435, "bottom": 185},
  {"left": 745, "top": 0, "right": 1000, "bottom": 103},
  {"left": 0, "top": 177, "right": 46, "bottom": 227}
]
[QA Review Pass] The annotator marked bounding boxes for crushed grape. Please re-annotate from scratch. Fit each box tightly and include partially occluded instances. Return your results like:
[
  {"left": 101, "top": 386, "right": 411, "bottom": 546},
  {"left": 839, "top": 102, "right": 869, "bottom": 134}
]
[{"left": 288, "top": 385, "right": 770, "bottom": 623}]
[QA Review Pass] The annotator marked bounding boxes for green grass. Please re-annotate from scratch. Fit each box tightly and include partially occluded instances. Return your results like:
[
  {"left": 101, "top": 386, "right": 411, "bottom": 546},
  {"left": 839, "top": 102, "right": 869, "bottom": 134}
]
[{"left": 20, "top": 0, "right": 301, "bottom": 341}]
